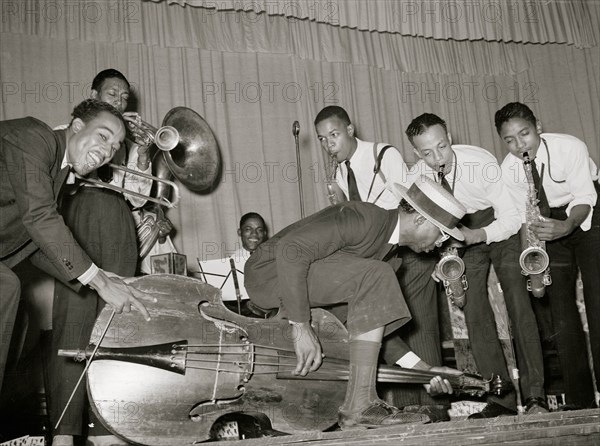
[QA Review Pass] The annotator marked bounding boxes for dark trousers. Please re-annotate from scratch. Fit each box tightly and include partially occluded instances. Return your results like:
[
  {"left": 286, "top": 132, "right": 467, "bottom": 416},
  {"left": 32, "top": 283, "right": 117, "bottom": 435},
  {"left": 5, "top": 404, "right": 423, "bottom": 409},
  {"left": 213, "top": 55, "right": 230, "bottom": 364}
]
[
  {"left": 44, "top": 188, "right": 138, "bottom": 436},
  {"left": 247, "top": 252, "right": 411, "bottom": 340},
  {"left": 319, "top": 250, "right": 441, "bottom": 409},
  {"left": 0, "top": 262, "right": 21, "bottom": 392},
  {"left": 462, "top": 234, "right": 545, "bottom": 410},
  {"left": 380, "top": 249, "right": 442, "bottom": 408},
  {"left": 540, "top": 203, "right": 600, "bottom": 408}
]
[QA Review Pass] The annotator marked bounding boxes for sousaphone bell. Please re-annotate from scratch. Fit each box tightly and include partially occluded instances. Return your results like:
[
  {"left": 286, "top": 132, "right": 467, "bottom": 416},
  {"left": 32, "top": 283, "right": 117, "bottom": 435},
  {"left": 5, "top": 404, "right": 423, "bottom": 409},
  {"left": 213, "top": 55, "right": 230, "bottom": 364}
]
[{"left": 133, "top": 107, "right": 222, "bottom": 257}]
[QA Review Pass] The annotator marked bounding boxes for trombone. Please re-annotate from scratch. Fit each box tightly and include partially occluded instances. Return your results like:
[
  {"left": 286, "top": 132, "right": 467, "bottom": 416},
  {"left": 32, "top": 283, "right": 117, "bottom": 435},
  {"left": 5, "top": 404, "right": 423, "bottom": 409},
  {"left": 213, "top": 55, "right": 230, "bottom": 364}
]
[
  {"left": 75, "top": 115, "right": 182, "bottom": 208},
  {"left": 76, "top": 165, "right": 180, "bottom": 208}
]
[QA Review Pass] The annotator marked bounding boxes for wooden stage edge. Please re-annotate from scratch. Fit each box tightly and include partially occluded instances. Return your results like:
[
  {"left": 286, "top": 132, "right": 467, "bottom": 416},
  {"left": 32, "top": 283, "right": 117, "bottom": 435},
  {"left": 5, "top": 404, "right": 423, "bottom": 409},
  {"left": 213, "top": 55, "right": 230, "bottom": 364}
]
[{"left": 223, "top": 409, "right": 600, "bottom": 445}]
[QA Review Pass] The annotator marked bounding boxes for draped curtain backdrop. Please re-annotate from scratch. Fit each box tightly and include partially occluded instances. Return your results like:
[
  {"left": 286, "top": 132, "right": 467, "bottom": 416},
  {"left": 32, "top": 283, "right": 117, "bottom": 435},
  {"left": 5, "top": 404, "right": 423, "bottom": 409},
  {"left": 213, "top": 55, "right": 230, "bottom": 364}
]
[{"left": 1, "top": 0, "right": 599, "bottom": 268}]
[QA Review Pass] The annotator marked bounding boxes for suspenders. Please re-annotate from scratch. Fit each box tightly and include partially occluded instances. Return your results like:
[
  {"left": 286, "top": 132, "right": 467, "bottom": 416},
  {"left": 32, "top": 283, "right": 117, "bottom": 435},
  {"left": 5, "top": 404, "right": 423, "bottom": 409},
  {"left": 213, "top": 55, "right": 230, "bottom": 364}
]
[{"left": 366, "top": 143, "right": 393, "bottom": 203}]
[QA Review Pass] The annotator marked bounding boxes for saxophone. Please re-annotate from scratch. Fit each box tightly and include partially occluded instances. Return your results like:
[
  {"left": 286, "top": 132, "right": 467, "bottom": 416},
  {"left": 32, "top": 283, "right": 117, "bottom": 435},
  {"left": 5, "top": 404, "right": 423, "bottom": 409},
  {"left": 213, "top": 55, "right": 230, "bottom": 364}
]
[
  {"left": 438, "top": 245, "right": 468, "bottom": 308},
  {"left": 435, "top": 165, "right": 468, "bottom": 308},
  {"left": 520, "top": 152, "right": 551, "bottom": 297},
  {"left": 325, "top": 153, "right": 340, "bottom": 206}
]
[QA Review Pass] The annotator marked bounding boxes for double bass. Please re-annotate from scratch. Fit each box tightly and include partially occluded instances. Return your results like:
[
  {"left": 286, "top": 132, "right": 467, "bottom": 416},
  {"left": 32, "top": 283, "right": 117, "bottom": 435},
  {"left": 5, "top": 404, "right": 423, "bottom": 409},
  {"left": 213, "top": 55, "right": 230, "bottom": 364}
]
[{"left": 61, "top": 275, "right": 511, "bottom": 444}]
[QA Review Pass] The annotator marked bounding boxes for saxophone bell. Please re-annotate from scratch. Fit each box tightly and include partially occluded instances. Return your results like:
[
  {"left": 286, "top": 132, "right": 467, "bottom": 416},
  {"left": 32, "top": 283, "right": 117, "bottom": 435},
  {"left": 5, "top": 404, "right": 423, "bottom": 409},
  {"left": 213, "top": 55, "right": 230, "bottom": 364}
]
[
  {"left": 437, "top": 246, "right": 468, "bottom": 308},
  {"left": 519, "top": 246, "right": 552, "bottom": 297}
]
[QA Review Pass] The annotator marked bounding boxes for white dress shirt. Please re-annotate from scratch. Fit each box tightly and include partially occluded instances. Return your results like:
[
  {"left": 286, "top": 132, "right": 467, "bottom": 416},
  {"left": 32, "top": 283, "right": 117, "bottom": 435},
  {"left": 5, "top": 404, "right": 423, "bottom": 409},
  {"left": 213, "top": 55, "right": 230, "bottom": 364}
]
[
  {"left": 59, "top": 151, "right": 99, "bottom": 284},
  {"left": 501, "top": 133, "right": 597, "bottom": 231},
  {"left": 336, "top": 138, "right": 410, "bottom": 210},
  {"left": 409, "top": 144, "right": 521, "bottom": 244}
]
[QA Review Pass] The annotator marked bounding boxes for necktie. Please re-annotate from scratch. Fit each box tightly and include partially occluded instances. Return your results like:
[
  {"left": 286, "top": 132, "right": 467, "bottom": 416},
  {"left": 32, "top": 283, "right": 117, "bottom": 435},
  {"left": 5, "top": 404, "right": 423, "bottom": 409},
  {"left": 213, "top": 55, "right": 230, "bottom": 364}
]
[
  {"left": 97, "top": 164, "right": 114, "bottom": 183},
  {"left": 382, "top": 243, "right": 399, "bottom": 262},
  {"left": 345, "top": 160, "right": 362, "bottom": 201},
  {"left": 531, "top": 159, "right": 551, "bottom": 217},
  {"left": 438, "top": 171, "right": 453, "bottom": 194},
  {"left": 57, "top": 166, "right": 77, "bottom": 209}
]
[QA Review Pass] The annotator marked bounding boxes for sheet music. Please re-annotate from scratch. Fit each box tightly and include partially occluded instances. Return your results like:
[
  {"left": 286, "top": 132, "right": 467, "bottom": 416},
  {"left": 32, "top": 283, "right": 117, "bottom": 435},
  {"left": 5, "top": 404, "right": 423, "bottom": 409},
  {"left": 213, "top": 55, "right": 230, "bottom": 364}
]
[{"left": 196, "top": 250, "right": 250, "bottom": 301}]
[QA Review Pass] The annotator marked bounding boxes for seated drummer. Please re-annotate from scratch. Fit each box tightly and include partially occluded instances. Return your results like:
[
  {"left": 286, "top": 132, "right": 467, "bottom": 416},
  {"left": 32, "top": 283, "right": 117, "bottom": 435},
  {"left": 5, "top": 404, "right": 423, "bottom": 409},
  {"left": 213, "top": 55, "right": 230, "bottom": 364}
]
[
  {"left": 244, "top": 176, "right": 467, "bottom": 429},
  {"left": 238, "top": 212, "right": 268, "bottom": 255},
  {"left": 222, "top": 212, "right": 269, "bottom": 316}
]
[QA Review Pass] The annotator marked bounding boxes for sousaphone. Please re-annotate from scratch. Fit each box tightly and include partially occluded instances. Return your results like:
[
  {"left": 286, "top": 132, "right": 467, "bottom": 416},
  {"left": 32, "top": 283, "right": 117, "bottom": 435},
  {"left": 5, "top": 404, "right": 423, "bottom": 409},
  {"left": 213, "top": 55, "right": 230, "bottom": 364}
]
[{"left": 135, "top": 107, "right": 221, "bottom": 257}]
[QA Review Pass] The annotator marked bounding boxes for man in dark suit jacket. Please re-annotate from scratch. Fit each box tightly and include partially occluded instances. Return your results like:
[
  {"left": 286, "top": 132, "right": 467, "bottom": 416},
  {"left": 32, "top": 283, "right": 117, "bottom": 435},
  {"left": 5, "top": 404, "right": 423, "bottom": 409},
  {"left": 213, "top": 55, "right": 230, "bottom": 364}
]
[
  {"left": 245, "top": 176, "right": 467, "bottom": 429},
  {"left": 0, "top": 99, "right": 151, "bottom": 390}
]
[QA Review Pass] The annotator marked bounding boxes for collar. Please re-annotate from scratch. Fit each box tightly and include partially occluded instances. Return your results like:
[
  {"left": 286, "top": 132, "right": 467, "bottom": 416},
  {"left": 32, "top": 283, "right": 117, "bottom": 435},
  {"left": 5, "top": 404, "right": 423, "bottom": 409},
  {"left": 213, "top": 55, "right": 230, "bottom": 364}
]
[
  {"left": 347, "top": 137, "right": 362, "bottom": 161},
  {"left": 534, "top": 138, "right": 547, "bottom": 163},
  {"left": 60, "top": 150, "right": 76, "bottom": 184},
  {"left": 445, "top": 148, "right": 457, "bottom": 178},
  {"left": 388, "top": 213, "right": 400, "bottom": 244}
]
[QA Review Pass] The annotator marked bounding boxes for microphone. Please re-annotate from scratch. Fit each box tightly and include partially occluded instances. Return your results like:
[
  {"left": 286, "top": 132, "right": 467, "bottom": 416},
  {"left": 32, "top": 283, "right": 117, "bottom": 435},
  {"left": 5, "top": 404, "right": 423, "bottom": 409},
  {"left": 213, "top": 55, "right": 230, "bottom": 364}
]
[{"left": 292, "top": 121, "right": 300, "bottom": 138}]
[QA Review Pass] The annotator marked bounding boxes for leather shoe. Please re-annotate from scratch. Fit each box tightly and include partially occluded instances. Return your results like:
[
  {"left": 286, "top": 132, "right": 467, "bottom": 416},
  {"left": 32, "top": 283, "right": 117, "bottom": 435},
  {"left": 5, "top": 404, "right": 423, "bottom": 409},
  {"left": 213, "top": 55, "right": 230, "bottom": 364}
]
[
  {"left": 86, "top": 435, "right": 128, "bottom": 446},
  {"left": 525, "top": 396, "right": 549, "bottom": 414},
  {"left": 403, "top": 404, "right": 450, "bottom": 422},
  {"left": 557, "top": 404, "right": 583, "bottom": 411},
  {"left": 53, "top": 436, "right": 74, "bottom": 446},
  {"left": 338, "top": 399, "right": 430, "bottom": 430},
  {"left": 468, "top": 402, "right": 517, "bottom": 419}
]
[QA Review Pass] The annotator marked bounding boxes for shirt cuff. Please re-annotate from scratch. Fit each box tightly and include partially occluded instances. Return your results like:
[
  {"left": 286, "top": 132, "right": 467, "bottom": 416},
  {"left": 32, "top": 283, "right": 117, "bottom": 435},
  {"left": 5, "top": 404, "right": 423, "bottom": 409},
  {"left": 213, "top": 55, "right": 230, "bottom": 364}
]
[
  {"left": 395, "top": 351, "right": 422, "bottom": 368},
  {"left": 483, "top": 225, "right": 502, "bottom": 245},
  {"left": 78, "top": 263, "right": 99, "bottom": 285},
  {"left": 566, "top": 199, "right": 595, "bottom": 231},
  {"left": 483, "top": 221, "right": 519, "bottom": 245},
  {"left": 482, "top": 227, "right": 492, "bottom": 244}
]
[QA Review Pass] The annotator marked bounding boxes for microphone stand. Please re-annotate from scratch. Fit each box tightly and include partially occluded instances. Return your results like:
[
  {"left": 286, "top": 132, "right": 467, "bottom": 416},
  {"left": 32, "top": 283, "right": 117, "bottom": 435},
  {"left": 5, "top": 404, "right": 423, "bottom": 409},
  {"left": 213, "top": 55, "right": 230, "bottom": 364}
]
[
  {"left": 229, "top": 258, "right": 242, "bottom": 315},
  {"left": 293, "top": 121, "right": 305, "bottom": 218}
]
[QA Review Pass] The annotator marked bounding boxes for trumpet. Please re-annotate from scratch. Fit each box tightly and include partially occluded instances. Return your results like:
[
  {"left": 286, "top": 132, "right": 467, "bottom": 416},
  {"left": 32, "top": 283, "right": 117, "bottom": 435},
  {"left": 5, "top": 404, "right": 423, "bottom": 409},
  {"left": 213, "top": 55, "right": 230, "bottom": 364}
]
[
  {"left": 123, "top": 113, "right": 180, "bottom": 152},
  {"left": 520, "top": 152, "right": 551, "bottom": 297}
]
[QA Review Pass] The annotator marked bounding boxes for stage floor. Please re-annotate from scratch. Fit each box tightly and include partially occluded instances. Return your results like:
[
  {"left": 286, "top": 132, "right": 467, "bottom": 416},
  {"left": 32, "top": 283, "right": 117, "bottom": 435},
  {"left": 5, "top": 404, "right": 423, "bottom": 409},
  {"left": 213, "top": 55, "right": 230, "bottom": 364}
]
[{"left": 220, "top": 409, "right": 600, "bottom": 445}]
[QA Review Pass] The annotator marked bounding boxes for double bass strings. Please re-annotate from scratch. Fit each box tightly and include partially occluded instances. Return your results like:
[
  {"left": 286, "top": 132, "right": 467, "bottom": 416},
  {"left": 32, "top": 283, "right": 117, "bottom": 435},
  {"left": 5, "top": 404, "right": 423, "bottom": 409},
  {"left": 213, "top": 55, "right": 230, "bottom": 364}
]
[
  {"left": 180, "top": 342, "right": 495, "bottom": 393},
  {"left": 184, "top": 342, "right": 350, "bottom": 377}
]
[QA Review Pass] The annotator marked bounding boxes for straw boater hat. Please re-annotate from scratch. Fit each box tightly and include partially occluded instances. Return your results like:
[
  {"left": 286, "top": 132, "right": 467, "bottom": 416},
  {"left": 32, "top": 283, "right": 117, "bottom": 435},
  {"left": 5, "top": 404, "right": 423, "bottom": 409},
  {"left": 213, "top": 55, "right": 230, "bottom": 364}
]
[{"left": 388, "top": 175, "right": 467, "bottom": 241}]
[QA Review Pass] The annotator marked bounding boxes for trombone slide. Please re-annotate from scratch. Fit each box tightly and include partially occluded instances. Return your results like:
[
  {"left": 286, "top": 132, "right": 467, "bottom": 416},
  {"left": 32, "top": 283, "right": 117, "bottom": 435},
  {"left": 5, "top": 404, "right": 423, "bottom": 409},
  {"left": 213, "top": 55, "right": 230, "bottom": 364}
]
[{"left": 75, "top": 163, "right": 180, "bottom": 208}]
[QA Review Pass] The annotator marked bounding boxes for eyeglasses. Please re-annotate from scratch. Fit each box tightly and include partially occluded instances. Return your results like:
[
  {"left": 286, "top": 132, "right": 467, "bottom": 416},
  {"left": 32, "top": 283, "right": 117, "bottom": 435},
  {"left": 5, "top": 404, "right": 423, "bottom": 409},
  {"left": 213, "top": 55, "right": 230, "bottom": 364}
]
[{"left": 434, "top": 231, "right": 450, "bottom": 248}]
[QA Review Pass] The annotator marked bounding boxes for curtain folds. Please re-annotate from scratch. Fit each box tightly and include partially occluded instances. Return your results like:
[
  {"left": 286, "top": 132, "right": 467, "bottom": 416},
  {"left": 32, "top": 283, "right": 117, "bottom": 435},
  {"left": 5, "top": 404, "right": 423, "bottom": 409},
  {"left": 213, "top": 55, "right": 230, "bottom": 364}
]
[
  {"left": 1, "top": 0, "right": 530, "bottom": 75},
  {"left": 148, "top": 0, "right": 597, "bottom": 48},
  {"left": 0, "top": 0, "right": 598, "bottom": 268}
]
